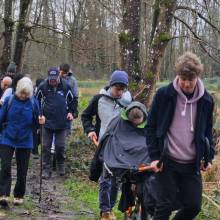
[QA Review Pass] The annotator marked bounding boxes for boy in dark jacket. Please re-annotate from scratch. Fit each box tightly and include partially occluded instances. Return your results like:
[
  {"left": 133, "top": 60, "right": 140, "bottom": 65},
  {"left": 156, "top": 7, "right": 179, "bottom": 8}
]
[
  {"left": 59, "top": 63, "right": 78, "bottom": 135},
  {"left": 81, "top": 70, "right": 132, "bottom": 220},
  {"left": 36, "top": 67, "right": 77, "bottom": 178},
  {"left": 147, "top": 52, "right": 214, "bottom": 220}
]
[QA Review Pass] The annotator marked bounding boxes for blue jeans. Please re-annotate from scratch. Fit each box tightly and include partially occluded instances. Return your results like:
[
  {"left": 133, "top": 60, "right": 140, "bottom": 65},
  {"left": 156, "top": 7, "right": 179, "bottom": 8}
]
[{"left": 99, "top": 171, "right": 118, "bottom": 213}]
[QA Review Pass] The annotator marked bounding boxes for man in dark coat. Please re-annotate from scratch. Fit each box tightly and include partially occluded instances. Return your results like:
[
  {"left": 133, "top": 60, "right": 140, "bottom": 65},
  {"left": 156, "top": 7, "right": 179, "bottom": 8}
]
[{"left": 36, "top": 67, "right": 77, "bottom": 178}]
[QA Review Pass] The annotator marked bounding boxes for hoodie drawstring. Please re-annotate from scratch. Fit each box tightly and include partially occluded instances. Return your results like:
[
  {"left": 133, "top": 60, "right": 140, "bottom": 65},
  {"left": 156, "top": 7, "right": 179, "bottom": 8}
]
[
  {"left": 181, "top": 98, "right": 187, "bottom": 116},
  {"left": 181, "top": 99, "right": 194, "bottom": 132},
  {"left": 190, "top": 103, "right": 194, "bottom": 132}
]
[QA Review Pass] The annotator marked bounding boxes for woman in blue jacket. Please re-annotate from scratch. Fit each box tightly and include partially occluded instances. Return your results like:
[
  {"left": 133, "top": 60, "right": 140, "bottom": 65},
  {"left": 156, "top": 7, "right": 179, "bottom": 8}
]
[{"left": 0, "top": 77, "right": 45, "bottom": 206}]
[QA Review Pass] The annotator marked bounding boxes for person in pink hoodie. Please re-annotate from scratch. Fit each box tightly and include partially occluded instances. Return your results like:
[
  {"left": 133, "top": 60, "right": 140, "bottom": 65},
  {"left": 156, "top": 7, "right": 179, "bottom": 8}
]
[{"left": 146, "top": 52, "right": 215, "bottom": 220}]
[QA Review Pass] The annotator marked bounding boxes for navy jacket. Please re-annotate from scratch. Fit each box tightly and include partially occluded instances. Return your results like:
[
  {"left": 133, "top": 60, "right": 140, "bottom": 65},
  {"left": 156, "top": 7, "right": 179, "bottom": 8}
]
[
  {"left": 36, "top": 79, "right": 77, "bottom": 130},
  {"left": 146, "top": 83, "right": 214, "bottom": 170}
]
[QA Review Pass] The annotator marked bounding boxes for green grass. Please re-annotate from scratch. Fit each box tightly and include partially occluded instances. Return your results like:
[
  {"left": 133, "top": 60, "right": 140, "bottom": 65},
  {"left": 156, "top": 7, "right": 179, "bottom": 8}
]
[
  {"left": 64, "top": 178, "right": 123, "bottom": 220},
  {"left": 196, "top": 195, "right": 220, "bottom": 220},
  {"left": 78, "top": 80, "right": 107, "bottom": 88}
]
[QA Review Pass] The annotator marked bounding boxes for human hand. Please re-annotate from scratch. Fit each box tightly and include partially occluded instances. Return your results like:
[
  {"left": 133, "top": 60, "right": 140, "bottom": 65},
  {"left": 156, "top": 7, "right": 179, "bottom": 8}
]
[
  {"left": 150, "top": 160, "right": 163, "bottom": 173},
  {"left": 38, "top": 115, "right": 46, "bottom": 125},
  {"left": 88, "top": 131, "right": 97, "bottom": 142},
  {"left": 200, "top": 161, "right": 212, "bottom": 171},
  {"left": 67, "top": 112, "right": 73, "bottom": 121}
]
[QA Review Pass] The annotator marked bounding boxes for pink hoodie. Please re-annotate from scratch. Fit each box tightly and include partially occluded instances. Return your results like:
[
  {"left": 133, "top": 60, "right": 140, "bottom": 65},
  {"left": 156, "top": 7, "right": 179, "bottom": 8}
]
[{"left": 167, "top": 76, "right": 205, "bottom": 163}]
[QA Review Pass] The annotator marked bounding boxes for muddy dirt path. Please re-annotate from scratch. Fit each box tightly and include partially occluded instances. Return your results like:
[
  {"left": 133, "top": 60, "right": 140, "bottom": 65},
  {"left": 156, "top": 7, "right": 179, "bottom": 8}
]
[{"left": 0, "top": 155, "right": 95, "bottom": 220}]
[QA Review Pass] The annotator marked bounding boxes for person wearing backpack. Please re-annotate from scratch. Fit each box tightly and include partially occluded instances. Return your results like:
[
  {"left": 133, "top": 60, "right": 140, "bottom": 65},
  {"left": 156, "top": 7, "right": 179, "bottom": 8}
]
[
  {"left": 59, "top": 63, "right": 78, "bottom": 136},
  {"left": 146, "top": 52, "right": 215, "bottom": 220},
  {"left": 36, "top": 67, "right": 77, "bottom": 178},
  {"left": 81, "top": 70, "right": 132, "bottom": 220},
  {"left": 0, "top": 77, "right": 44, "bottom": 206}
]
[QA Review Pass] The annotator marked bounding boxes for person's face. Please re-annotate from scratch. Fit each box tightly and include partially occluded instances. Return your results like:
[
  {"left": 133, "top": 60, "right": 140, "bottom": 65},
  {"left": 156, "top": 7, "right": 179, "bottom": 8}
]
[
  {"left": 17, "top": 91, "right": 29, "bottom": 101},
  {"left": 1, "top": 80, "right": 10, "bottom": 90},
  {"left": 110, "top": 84, "right": 127, "bottom": 98},
  {"left": 59, "top": 70, "right": 67, "bottom": 78},
  {"left": 48, "top": 77, "right": 60, "bottom": 86},
  {"left": 131, "top": 117, "right": 144, "bottom": 127},
  {"left": 178, "top": 75, "right": 198, "bottom": 94}
]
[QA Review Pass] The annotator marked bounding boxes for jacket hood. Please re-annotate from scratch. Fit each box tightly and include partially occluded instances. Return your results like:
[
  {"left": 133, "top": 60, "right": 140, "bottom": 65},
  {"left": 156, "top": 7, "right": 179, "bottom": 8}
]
[
  {"left": 173, "top": 76, "right": 205, "bottom": 132},
  {"left": 173, "top": 76, "right": 204, "bottom": 103},
  {"left": 99, "top": 86, "right": 132, "bottom": 107},
  {"left": 121, "top": 101, "right": 147, "bottom": 128}
]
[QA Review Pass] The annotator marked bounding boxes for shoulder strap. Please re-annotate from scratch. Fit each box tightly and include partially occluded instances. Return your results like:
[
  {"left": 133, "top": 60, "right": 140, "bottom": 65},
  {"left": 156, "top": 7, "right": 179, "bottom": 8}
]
[
  {"left": 7, "top": 95, "right": 14, "bottom": 111},
  {"left": 61, "top": 79, "right": 68, "bottom": 97},
  {"left": 30, "top": 97, "right": 37, "bottom": 120}
]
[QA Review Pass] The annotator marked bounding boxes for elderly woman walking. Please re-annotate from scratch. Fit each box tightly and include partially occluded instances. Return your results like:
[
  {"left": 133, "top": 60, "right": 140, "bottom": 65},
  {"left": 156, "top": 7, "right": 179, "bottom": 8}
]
[{"left": 0, "top": 77, "right": 45, "bottom": 206}]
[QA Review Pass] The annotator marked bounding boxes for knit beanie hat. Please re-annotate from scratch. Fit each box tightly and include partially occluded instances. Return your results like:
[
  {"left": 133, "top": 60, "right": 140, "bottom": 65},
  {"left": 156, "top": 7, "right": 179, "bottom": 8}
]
[
  {"left": 7, "top": 62, "right": 16, "bottom": 73},
  {"left": 109, "top": 70, "right": 128, "bottom": 86}
]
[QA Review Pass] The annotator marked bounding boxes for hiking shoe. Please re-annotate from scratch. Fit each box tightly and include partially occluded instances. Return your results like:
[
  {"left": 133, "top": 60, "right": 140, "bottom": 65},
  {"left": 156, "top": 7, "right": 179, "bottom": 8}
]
[
  {"left": 42, "top": 169, "right": 51, "bottom": 179},
  {"left": 57, "top": 163, "right": 65, "bottom": 176},
  {"left": 13, "top": 197, "right": 24, "bottom": 205},
  {"left": 0, "top": 196, "right": 10, "bottom": 206},
  {"left": 101, "top": 212, "right": 111, "bottom": 220},
  {"left": 109, "top": 211, "right": 116, "bottom": 220}
]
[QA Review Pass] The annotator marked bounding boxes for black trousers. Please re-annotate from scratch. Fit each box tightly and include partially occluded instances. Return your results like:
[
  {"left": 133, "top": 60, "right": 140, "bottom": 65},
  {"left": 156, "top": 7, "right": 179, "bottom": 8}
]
[
  {"left": 152, "top": 159, "right": 202, "bottom": 220},
  {"left": 0, "top": 145, "right": 31, "bottom": 198},
  {"left": 42, "top": 128, "right": 66, "bottom": 168}
]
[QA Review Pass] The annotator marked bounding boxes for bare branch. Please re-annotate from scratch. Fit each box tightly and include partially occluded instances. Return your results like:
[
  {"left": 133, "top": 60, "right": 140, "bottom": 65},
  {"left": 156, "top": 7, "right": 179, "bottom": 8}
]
[
  {"left": 174, "top": 15, "right": 220, "bottom": 64},
  {"left": 176, "top": 5, "right": 220, "bottom": 34}
]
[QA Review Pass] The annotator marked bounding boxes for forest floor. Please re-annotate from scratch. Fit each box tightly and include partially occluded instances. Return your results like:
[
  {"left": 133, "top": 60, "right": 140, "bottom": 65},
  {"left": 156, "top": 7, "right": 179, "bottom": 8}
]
[{"left": 0, "top": 154, "right": 96, "bottom": 220}]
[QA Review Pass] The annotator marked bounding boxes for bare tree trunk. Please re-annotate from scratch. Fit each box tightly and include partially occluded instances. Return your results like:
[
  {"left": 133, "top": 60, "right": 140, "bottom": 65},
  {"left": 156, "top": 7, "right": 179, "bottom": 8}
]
[
  {"left": 13, "top": 0, "right": 32, "bottom": 72},
  {"left": 0, "top": 0, "right": 14, "bottom": 74},
  {"left": 143, "top": 0, "right": 177, "bottom": 106},
  {"left": 119, "top": 0, "right": 142, "bottom": 85}
]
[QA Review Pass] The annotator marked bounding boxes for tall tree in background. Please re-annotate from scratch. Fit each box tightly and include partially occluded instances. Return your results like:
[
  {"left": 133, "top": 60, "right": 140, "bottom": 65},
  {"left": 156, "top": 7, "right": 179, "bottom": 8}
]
[
  {"left": 119, "top": 0, "right": 142, "bottom": 86},
  {"left": 0, "top": 0, "right": 14, "bottom": 74},
  {"left": 13, "top": 0, "right": 32, "bottom": 72},
  {"left": 143, "top": 0, "right": 177, "bottom": 106},
  {"left": 120, "top": 0, "right": 176, "bottom": 106}
]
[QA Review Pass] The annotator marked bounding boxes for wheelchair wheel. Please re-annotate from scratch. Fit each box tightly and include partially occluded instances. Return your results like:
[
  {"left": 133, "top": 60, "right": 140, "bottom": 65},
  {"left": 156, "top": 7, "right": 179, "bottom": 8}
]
[
  {"left": 124, "top": 203, "right": 142, "bottom": 220},
  {"left": 124, "top": 205, "right": 152, "bottom": 220}
]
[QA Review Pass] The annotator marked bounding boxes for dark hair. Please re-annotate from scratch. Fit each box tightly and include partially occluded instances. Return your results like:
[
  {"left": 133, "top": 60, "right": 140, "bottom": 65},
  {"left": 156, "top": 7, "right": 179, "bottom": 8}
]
[
  {"left": 12, "top": 74, "right": 24, "bottom": 91},
  {"left": 127, "top": 107, "right": 144, "bottom": 122},
  {"left": 35, "top": 78, "right": 44, "bottom": 87},
  {"left": 59, "top": 63, "right": 70, "bottom": 73}
]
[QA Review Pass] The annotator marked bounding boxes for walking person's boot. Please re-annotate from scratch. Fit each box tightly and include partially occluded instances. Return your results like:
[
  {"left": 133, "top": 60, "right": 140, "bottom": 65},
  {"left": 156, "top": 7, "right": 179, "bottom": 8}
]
[
  {"left": 13, "top": 197, "right": 24, "bottom": 205},
  {"left": 42, "top": 164, "right": 52, "bottom": 179},
  {"left": 57, "top": 163, "right": 65, "bottom": 176},
  {"left": 100, "top": 211, "right": 116, "bottom": 220},
  {"left": 0, "top": 196, "right": 10, "bottom": 207}
]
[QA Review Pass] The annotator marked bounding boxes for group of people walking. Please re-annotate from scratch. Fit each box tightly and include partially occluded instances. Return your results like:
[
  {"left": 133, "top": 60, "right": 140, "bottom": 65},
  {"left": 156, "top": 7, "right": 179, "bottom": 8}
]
[
  {"left": 82, "top": 51, "right": 214, "bottom": 220},
  {"left": 0, "top": 51, "right": 215, "bottom": 220},
  {"left": 0, "top": 63, "right": 78, "bottom": 206}
]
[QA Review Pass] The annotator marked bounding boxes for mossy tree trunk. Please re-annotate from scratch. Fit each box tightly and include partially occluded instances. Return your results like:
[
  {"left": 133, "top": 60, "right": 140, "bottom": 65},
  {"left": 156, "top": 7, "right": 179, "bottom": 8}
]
[
  {"left": 119, "top": 0, "right": 142, "bottom": 94},
  {"left": 0, "top": 0, "right": 14, "bottom": 75},
  {"left": 13, "top": 0, "right": 32, "bottom": 73},
  {"left": 119, "top": 0, "right": 177, "bottom": 106},
  {"left": 143, "top": 0, "right": 177, "bottom": 107}
]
